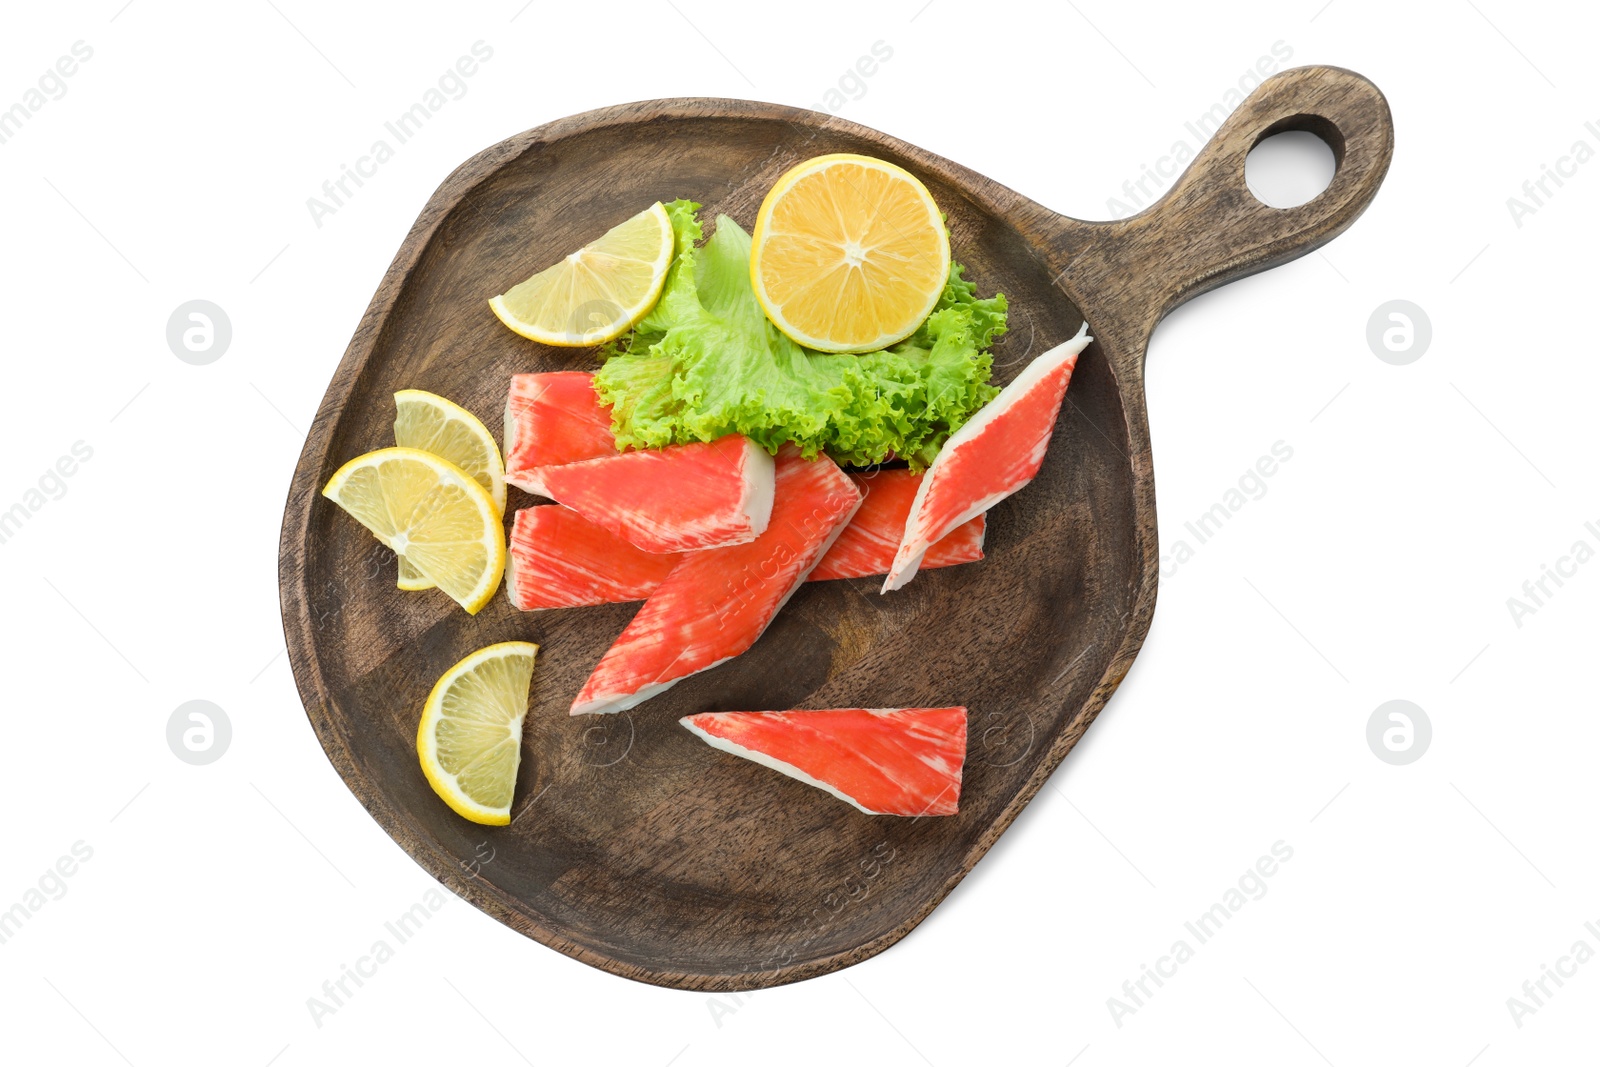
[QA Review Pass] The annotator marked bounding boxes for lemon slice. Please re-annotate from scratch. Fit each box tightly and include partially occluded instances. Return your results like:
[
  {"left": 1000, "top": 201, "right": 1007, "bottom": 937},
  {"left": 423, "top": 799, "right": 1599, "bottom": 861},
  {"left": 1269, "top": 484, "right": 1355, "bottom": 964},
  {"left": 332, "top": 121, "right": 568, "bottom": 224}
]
[
  {"left": 417, "top": 642, "right": 539, "bottom": 825},
  {"left": 392, "top": 389, "right": 506, "bottom": 592},
  {"left": 321, "top": 447, "right": 505, "bottom": 614},
  {"left": 750, "top": 154, "right": 950, "bottom": 354},
  {"left": 489, "top": 201, "right": 675, "bottom": 346}
]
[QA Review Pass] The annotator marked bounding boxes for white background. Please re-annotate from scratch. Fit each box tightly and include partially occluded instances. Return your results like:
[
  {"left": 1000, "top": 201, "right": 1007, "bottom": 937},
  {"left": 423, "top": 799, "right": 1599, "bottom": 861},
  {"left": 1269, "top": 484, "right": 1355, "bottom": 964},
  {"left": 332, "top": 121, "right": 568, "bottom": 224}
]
[{"left": 1, "top": 1, "right": 1594, "bottom": 1064}]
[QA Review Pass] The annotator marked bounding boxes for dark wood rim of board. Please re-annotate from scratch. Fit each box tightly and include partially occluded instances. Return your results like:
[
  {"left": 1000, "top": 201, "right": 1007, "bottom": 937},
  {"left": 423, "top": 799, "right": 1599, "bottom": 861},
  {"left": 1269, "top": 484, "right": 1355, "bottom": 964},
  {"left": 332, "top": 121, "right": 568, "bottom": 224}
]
[{"left": 278, "top": 68, "right": 1392, "bottom": 989}]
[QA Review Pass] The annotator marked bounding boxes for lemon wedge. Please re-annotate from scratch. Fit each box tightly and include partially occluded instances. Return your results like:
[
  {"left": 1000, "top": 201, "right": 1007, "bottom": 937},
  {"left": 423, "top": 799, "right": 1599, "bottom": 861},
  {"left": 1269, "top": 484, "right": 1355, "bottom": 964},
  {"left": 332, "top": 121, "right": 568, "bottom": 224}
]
[
  {"left": 417, "top": 642, "right": 539, "bottom": 825},
  {"left": 489, "top": 201, "right": 674, "bottom": 346},
  {"left": 750, "top": 154, "right": 949, "bottom": 353},
  {"left": 322, "top": 447, "right": 505, "bottom": 614},
  {"left": 392, "top": 389, "right": 506, "bottom": 592}
]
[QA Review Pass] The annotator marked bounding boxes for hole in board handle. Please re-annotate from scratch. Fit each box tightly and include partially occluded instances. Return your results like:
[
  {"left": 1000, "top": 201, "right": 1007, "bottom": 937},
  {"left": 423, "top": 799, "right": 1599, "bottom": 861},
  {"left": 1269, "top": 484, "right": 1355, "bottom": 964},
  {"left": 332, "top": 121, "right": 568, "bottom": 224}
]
[{"left": 1245, "top": 115, "right": 1342, "bottom": 209}]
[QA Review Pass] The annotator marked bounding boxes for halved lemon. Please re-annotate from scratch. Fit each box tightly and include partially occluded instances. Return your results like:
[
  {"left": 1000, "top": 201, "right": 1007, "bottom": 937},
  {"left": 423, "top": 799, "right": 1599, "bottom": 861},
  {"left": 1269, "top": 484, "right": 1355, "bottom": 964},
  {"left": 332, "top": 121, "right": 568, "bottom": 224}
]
[
  {"left": 417, "top": 642, "right": 539, "bottom": 825},
  {"left": 750, "top": 154, "right": 950, "bottom": 353},
  {"left": 321, "top": 447, "right": 505, "bottom": 614},
  {"left": 392, "top": 389, "right": 506, "bottom": 592},
  {"left": 488, "top": 201, "right": 675, "bottom": 346}
]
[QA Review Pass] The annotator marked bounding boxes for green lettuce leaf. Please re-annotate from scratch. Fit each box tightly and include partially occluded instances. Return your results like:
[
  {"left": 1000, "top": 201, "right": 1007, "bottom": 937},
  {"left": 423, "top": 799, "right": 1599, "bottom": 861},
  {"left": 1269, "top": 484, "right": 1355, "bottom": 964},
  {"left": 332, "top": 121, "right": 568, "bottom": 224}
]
[{"left": 595, "top": 198, "right": 1005, "bottom": 469}]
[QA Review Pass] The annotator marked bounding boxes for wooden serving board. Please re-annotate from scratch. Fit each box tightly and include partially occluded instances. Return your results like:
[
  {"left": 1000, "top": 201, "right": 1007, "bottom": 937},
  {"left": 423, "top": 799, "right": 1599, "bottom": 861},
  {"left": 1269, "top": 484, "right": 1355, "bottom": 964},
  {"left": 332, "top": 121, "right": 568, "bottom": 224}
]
[{"left": 278, "top": 66, "right": 1392, "bottom": 990}]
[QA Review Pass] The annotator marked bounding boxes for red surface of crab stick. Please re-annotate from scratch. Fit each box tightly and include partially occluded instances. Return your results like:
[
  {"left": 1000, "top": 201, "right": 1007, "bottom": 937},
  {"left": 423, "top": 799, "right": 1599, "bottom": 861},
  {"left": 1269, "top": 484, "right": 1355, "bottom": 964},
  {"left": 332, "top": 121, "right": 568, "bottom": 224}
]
[
  {"left": 810, "top": 469, "right": 985, "bottom": 582},
  {"left": 503, "top": 372, "right": 617, "bottom": 498},
  {"left": 536, "top": 434, "right": 775, "bottom": 554},
  {"left": 505, "top": 505, "right": 681, "bottom": 611},
  {"left": 507, "top": 471, "right": 986, "bottom": 612},
  {"left": 680, "top": 707, "right": 968, "bottom": 817},
  {"left": 570, "top": 446, "right": 861, "bottom": 715},
  {"left": 883, "top": 323, "right": 1093, "bottom": 592}
]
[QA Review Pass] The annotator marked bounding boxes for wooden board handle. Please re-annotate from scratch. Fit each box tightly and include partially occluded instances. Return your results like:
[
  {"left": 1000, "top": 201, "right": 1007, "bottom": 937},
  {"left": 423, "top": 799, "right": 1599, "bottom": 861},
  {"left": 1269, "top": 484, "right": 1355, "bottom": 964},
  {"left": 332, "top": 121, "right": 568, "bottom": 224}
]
[{"left": 1047, "top": 65, "right": 1393, "bottom": 371}]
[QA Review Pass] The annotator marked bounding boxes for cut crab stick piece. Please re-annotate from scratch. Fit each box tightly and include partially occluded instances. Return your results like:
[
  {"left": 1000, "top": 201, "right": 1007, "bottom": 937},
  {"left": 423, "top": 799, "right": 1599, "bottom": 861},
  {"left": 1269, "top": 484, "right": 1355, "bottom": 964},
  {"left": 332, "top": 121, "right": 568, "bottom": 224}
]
[
  {"left": 679, "top": 707, "right": 968, "bottom": 817},
  {"left": 883, "top": 323, "right": 1093, "bottom": 592},
  {"left": 811, "top": 469, "right": 985, "bottom": 582},
  {"left": 506, "top": 475, "right": 983, "bottom": 612},
  {"left": 571, "top": 446, "right": 862, "bottom": 715},
  {"left": 506, "top": 506, "right": 681, "bottom": 611},
  {"left": 503, "top": 372, "right": 616, "bottom": 497},
  {"left": 539, "top": 434, "right": 775, "bottom": 554}
]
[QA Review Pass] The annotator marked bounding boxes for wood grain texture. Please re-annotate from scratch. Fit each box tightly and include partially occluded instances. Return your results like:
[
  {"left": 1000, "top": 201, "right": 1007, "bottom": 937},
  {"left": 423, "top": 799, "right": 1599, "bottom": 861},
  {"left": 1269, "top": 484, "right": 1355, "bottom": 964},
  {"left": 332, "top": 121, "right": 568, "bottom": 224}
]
[{"left": 277, "top": 66, "right": 1392, "bottom": 990}]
